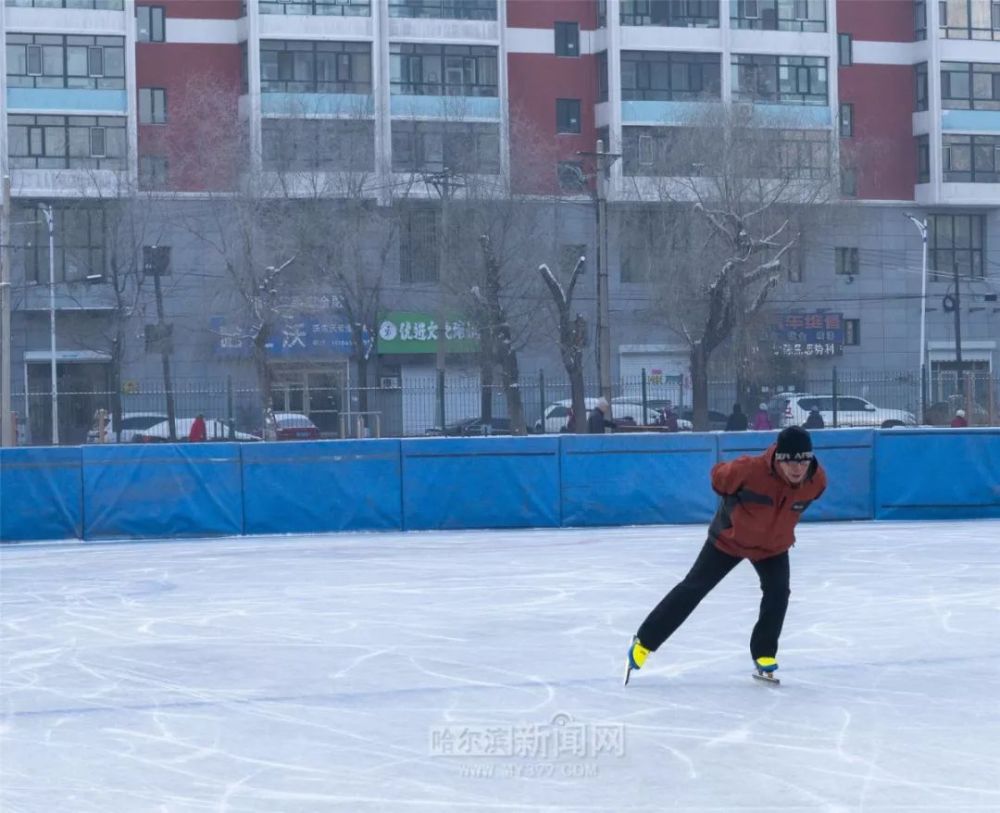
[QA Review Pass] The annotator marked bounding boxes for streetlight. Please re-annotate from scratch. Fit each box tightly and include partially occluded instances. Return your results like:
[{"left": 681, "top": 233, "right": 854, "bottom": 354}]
[
  {"left": 39, "top": 204, "right": 58, "bottom": 445},
  {"left": 904, "top": 213, "right": 928, "bottom": 423}
]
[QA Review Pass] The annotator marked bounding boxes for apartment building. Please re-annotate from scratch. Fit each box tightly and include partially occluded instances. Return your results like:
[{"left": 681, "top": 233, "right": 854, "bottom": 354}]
[{"left": 1, "top": 0, "right": 997, "bottom": 443}]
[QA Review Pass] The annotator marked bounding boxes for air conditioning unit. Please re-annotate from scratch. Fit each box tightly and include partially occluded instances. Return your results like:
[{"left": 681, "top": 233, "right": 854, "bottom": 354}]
[{"left": 380, "top": 376, "right": 400, "bottom": 389}]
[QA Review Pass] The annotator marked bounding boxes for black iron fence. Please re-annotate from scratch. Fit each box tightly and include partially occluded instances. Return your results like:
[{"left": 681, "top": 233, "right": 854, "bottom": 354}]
[{"left": 9, "top": 368, "right": 999, "bottom": 446}]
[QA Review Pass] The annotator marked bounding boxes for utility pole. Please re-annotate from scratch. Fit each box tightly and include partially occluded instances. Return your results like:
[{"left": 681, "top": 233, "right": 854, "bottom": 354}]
[
  {"left": 145, "top": 245, "right": 176, "bottom": 440},
  {"left": 904, "top": 214, "right": 928, "bottom": 422},
  {"left": 1, "top": 177, "right": 12, "bottom": 446},
  {"left": 40, "top": 204, "right": 59, "bottom": 445},
  {"left": 952, "top": 261, "right": 963, "bottom": 395},
  {"left": 579, "top": 140, "right": 620, "bottom": 402}
]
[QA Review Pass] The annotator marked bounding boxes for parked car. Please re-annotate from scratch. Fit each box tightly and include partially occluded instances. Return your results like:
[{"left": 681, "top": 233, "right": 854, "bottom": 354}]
[
  {"left": 534, "top": 398, "right": 687, "bottom": 433},
  {"left": 771, "top": 393, "right": 917, "bottom": 429},
  {"left": 923, "top": 400, "right": 989, "bottom": 427},
  {"left": 86, "top": 412, "right": 168, "bottom": 444},
  {"left": 133, "top": 418, "right": 260, "bottom": 443},
  {"left": 679, "top": 408, "right": 730, "bottom": 432},
  {"left": 265, "top": 412, "right": 321, "bottom": 441},
  {"left": 424, "top": 417, "right": 522, "bottom": 437}
]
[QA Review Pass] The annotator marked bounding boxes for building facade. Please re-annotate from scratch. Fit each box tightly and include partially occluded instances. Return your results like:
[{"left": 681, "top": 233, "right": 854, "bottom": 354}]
[{"left": 1, "top": 0, "right": 997, "bottom": 443}]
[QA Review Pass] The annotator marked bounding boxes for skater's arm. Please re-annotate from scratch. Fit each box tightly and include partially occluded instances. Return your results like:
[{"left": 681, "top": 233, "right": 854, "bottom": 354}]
[{"left": 710, "top": 457, "right": 754, "bottom": 496}]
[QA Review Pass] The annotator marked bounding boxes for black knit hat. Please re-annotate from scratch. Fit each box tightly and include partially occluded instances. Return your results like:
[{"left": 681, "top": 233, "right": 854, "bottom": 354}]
[{"left": 775, "top": 426, "right": 813, "bottom": 461}]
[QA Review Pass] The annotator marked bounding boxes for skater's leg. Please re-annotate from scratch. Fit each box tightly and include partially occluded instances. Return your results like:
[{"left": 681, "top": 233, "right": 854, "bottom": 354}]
[
  {"left": 636, "top": 541, "right": 741, "bottom": 651},
  {"left": 749, "top": 552, "right": 790, "bottom": 661}
]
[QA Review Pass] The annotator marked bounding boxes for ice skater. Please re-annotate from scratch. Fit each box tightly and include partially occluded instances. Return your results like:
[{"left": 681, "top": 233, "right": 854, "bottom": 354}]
[{"left": 625, "top": 426, "right": 827, "bottom": 686}]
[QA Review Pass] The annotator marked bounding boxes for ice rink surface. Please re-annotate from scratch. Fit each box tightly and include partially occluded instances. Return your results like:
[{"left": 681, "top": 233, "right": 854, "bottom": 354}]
[{"left": 2, "top": 519, "right": 999, "bottom": 813}]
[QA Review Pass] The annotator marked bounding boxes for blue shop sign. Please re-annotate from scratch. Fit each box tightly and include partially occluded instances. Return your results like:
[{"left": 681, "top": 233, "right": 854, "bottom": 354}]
[
  {"left": 773, "top": 312, "right": 844, "bottom": 357},
  {"left": 211, "top": 314, "right": 354, "bottom": 357}
]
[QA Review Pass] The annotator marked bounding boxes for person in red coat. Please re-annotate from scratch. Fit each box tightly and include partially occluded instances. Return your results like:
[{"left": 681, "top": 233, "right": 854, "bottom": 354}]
[
  {"left": 950, "top": 409, "right": 968, "bottom": 428},
  {"left": 625, "top": 426, "right": 826, "bottom": 684},
  {"left": 188, "top": 414, "right": 207, "bottom": 442}
]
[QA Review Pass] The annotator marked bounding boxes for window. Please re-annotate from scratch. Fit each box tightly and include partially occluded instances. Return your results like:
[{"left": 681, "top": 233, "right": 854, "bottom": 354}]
[
  {"left": 556, "top": 98, "right": 581, "bottom": 133},
  {"left": 263, "top": 119, "right": 375, "bottom": 172},
  {"left": 143, "top": 245, "right": 171, "bottom": 276},
  {"left": 835, "top": 247, "right": 860, "bottom": 276},
  {"left": 136, "top": 5, "right": 165, "bottom": 42},
  {"left": 840, "top": 166, "right": 858, "bottom": 197},
  {"left": 844, "top": 319, "right": 860, "bottom": 345},
  {"left": 915, "top": 0, "right": 927, "bottom": 38},
  {"left": 942, "top": 133, "right": 1000, "bottom": 182},
  {"left": 917, "top": 134, "right": 930, "bottom": 183},
  {"left": 555, "top": 22, "right": 580, "bottom": 56},
  {"left": 139, "top": 88, "right": 167, "bottom": 124},
  {"left": 620, "top": 0, "right": 720, "bottom": 27},
  {"left": 597, "top": 51, "right": 609, "bottom": 101},
  {"left": 19, "top": 206, "right": 106, "bottom": 284},
  {"left": 259, "top": 0, "right": 371, "bottom": 16},
  {"left": 915, "top": 62, "right": 929, "bottom": 110},
  {"left": 7, "top": 0, "right": 123, "bottom": 6},
  {"left": 261, "top": 41, "right": 373, "bottom": 94},
  {"left": 621, "top": 51, "right": 722, "bottom": 101},
  {"left": 940, "top": 0, "right": 1000, "bottom": 39},
  {"left": 731, "top": 0, "right": 826, "bottom": 31},
  {"left": 774, "top": 129, "right": 833, "bottom": 179},
  {"left": 838, "top": 33, "right": 853, "bottom": 66},
  {"left": 941, "top": 62, "right": 1000, "bottom": 109},
  {"left": 390, "top": 121, "right": 498, "bottom": 174},
  {"left": 6, "top": 34, "right": 125, "bottom": 90},
  {"left": 784, "top": 244, "right": 803, "bottom": 282},
  {"left": 839, "top": 103, "right": 854, "bottom": 137},
  {"left": 388, "top": 0, "right": 496, "bottom": 20},
  {"left": 7, "top": 114, "right": 127, "bottom": 170},
  {"left": 139, "top": 155, "right": 168, "bottom": 189},
  {"left": 400, "top": 207, "right": 439, "bottom": 283},
  {"left": 928, "top": 213, "right": 985, "bottom": 279},
  {"left": 390, "top": 43, "right": 498, "bottom": 97},
  {"left": 731, "top": 54, "right": 828, "bottom": 105}
]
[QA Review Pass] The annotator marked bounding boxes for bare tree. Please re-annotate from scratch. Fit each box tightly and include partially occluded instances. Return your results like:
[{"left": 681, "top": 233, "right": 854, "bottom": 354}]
[
  {"left": 539, "top": 254, "right": 588, "bottom": 433},
  {"left": 622, "top": 104, "right": 839, "bottom": 429}
]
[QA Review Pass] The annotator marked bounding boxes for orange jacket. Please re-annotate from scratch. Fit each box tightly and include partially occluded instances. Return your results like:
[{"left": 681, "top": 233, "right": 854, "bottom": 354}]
[{"left": 707, "top": 444, "right": 826, "bottom": 561}]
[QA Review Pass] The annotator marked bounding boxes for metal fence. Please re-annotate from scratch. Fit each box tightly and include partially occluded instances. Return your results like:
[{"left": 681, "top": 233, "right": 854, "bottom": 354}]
[{"left": 9, "top": 368, "right": 999, "bottom": 446}]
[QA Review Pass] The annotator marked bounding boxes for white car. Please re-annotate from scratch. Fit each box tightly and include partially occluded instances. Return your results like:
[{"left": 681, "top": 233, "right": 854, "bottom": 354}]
[
  {"left": 534, "top": 398, "right": 689, "bottom": 433},
  {"left": 132, "top": 418, "right": 261, "bottom": 442},
  {"left": 86, "top": 412, "right": 168, "bottom": 444},
  {"left": 775, "top": 394, "right": 916, "bottom": 429}
]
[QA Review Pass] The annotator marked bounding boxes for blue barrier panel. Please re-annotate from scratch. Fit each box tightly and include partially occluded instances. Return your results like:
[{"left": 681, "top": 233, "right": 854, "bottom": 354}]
[
  {"left": 874, "top": 428, "right": 1000, "bottom": 520},
  {"left": 0, "top": 447, "right": 82, "bottom": 542},
  {"left": 561, "top": 433, "right": 718, "bottom": 527},
  {"left": 82, "top": 444, "right": 244, "bottom": 540},
  {"left": 242, "top": 440, "right": 402, "bottom": 535},
  {"left": 401, "top": 436, "right": 560, "bottom": 530},
  {"left": 718, "top": 429, "right": 874, "bottom": 521}
]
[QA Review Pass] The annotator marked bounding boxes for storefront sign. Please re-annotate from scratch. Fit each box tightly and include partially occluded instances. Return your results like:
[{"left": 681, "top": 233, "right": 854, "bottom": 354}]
[
  {"left": 377, "top": 311, "right": 480, "bottom": 354},
  {"left": 211, "top": 314, "right": 354, "bottom": 357},
  {"left": 773, "top": 312, "right": 844, "bottom": 357}
]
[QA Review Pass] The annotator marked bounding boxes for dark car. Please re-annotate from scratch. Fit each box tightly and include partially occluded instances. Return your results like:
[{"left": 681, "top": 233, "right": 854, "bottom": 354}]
[
  {"left": 266, "top": 412, "right": 322, "bottom": 441},
  {"left": 425, "top": 417, "right": 518, "bottom": 437},
  {"left": 679, "top": 409, "right": 730, "bottom": 431}
]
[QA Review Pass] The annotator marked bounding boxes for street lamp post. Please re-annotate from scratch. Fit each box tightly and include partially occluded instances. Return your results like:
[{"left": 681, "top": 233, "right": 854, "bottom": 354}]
[
  {"left": 40, "top": 204, "right": 58, "bottom": 445},
  {"left": 905, "top": 214, "right": 928, "bottom": 423}
]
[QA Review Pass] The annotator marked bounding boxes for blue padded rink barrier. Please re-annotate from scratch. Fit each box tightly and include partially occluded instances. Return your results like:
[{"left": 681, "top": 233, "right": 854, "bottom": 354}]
[{"left": 1, "top": 518, "right": 998, "bottom": 810}]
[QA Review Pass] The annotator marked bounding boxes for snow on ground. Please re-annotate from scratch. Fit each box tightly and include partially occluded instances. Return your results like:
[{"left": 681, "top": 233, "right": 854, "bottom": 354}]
[{"left": 2, "top": 520, "right": 999, "bottom": 812}]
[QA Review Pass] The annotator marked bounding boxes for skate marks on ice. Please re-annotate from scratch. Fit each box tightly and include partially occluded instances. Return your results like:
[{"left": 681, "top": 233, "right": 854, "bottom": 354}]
[{"left": 2, "top": 521, "right": 999, "bottom": 811}]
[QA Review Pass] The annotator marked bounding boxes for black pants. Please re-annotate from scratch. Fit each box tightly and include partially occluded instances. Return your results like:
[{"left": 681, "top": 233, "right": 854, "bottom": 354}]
[{"left": 636, "top": 541, "right": 791, "bottom": 661}]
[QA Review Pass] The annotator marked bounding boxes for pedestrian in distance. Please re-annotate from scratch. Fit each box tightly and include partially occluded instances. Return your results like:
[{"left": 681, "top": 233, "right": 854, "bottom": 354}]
[
  {"left": 188, "top": 414, "right": 207, "bottom": 442},
  {"left": 751, "top": 402, "right": 772, "bottom": 430},
  {"left": 588, "top": 397, "right": 617, "bottom": 434},
  {"left": 624, "top": 426, "right": 827, "bottom": 687},
  {"left": 657, "top": 400, "right": 679, "bottom": 432},
  {"left": 803, "top": 406, "right": 825, "bottom": 430},
  {"left": 950, "top": 409, "right": 968, "bottom": 428},
  {"left": 724, "top": 403, "right": 748, "bottom": 431}
]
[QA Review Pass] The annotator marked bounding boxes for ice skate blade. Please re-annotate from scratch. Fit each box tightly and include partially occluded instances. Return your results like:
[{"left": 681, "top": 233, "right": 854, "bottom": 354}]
[{"left": 752, "top": 671, "right": 781, "bottom": 686}]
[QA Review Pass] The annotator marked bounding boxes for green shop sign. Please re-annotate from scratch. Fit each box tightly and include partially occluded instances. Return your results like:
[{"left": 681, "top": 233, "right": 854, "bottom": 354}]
[{"left": 377, "top": 311, "right": 480, "bottom": 354}]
